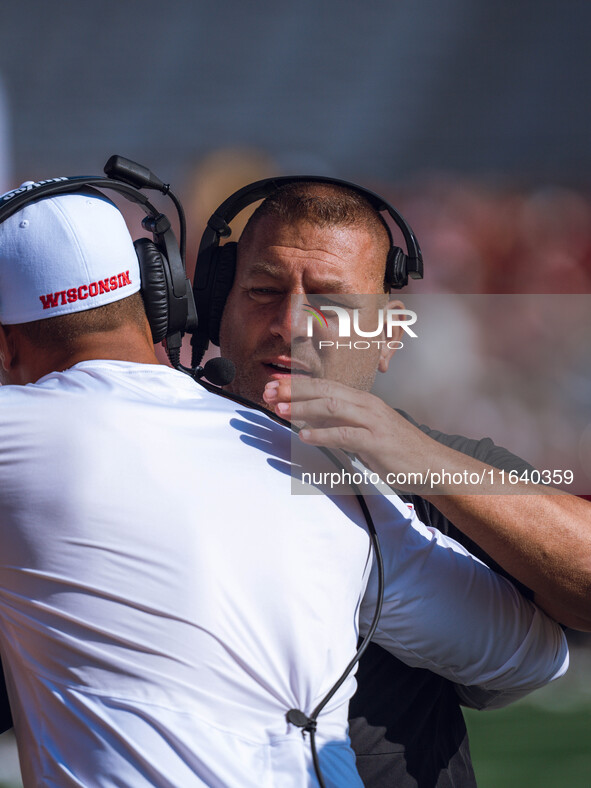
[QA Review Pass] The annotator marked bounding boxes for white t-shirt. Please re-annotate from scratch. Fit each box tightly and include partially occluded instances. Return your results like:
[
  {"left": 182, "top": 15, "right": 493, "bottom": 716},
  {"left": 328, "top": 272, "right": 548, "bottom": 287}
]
[{"left": 0, "top": 361, "right": 567, "bottom": 787}]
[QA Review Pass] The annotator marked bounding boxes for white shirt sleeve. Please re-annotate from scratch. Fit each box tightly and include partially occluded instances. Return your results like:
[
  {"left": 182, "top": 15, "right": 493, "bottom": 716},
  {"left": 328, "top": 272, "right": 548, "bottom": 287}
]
[{"left": 358, "top": 499, "right": 568, "bottom": 709}]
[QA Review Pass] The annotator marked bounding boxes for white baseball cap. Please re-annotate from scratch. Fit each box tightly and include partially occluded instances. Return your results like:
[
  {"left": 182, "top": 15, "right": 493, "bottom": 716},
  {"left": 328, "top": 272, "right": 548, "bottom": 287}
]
[{"left": 0, "top": 187, "right": 140, "bottom": 324}]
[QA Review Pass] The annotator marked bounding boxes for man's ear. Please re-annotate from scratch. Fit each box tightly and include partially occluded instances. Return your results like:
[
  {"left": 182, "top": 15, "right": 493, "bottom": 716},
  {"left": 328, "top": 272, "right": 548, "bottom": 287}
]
[{"left": 377, "top": 297, "right": 405, "bottom": 374}]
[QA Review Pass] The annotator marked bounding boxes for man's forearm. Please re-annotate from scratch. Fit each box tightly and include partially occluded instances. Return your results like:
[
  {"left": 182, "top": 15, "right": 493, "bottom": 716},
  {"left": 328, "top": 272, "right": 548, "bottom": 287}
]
[{"left": 426, "top": 486, "right": 591, "bottom": 630}]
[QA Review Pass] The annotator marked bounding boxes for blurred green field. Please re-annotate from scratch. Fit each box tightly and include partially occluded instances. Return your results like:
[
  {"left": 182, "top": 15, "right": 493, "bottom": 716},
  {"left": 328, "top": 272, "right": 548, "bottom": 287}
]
[
  {"left": 465, "top": 703, "right": 591, "bottom": 788},
  {"left": 464, "top": 639, "right": 591, "bottom": 787}
]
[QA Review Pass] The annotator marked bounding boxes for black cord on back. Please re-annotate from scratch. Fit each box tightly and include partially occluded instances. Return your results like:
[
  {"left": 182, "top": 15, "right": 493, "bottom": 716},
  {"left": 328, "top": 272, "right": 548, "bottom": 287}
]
[{"left": 193, "top": 377, "right": 386, "bottom": 787}]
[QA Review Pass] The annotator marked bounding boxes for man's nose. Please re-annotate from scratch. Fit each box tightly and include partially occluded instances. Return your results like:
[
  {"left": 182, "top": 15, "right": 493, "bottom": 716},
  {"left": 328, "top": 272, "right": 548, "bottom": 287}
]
[{"left": 269, "top": 295, "right": 309, "bottom": 343}]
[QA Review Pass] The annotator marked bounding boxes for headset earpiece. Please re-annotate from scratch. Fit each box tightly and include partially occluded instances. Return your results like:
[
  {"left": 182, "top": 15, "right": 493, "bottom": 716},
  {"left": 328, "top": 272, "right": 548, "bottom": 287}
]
[
  {"left": 207, "top": 242, "right": 238, "bottom": 346},
  {"left": 134, "top": 238, "right": 171, "bottom": 343},
  {"left": 386, "top": 246, "right": 410, "bottom": 289}
]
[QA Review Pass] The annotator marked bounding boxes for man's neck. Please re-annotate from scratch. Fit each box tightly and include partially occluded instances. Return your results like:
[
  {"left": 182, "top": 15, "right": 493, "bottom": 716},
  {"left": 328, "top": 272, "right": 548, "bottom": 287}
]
[{"left": 8, "top": 325, "right": 161, "bottom": 385}]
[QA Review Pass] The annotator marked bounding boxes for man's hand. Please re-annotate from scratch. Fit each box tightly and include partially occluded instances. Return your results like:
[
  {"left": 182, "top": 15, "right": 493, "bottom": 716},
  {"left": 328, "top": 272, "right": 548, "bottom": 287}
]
[{"left": 264, "top": 377, "right": 467, "bottom": 494}]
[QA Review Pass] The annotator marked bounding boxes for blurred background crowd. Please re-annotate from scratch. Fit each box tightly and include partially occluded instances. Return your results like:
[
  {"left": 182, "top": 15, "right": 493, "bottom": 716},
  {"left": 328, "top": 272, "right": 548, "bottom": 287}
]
[{"left": 0, "top": 1, "right": 590, "bottom": 785}]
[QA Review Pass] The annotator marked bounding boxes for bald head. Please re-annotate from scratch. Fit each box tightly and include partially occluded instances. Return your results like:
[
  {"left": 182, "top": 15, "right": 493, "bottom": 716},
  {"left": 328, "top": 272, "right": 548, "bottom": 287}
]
[{"left": 239, "top": 182, "right": 391, "bottom": 290}]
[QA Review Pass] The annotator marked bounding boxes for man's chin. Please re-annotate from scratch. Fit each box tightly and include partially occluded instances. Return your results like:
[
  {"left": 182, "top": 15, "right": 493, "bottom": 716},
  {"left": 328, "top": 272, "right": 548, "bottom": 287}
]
[
  {"left": 223, "top": 378, "right": 268, "bottom": 410},
  {"left": 225, "top": 369, "right": 308, "bottom": 421}
]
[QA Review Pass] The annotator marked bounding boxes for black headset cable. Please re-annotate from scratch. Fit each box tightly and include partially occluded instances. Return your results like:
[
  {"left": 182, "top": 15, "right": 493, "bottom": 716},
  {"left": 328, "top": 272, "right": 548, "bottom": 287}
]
[{"left": 194, "top": 378, "right": 386, "bottom": 788}]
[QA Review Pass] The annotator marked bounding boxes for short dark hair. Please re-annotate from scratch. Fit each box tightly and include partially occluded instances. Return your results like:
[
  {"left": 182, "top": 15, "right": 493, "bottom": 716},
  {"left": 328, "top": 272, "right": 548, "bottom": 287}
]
[
  {"left": 15, "top": 291, "right": 148, "bottom": 351},
  {"left": 239, "top": 181, "right": 392, "bottom": 282}
]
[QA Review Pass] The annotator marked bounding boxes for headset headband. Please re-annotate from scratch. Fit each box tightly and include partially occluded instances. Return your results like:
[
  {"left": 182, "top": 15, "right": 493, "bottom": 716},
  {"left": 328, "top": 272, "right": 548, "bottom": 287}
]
[
  {"left": 0, "top": 176, "right": 156, "bottom": 221},
  {"left": 195, "top": 175, "right": 423, "bottom": 291}
]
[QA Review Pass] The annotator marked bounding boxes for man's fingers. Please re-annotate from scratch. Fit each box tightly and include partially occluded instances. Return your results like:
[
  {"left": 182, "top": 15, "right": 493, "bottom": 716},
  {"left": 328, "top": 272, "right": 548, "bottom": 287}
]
[
  {"left": 264, "top": 377, "right": 376, "bottom": 408},
  {"left": 299, "top": 424, "right": 368, "bottom": 453},
  {"left": 279, "top": 396, "right": 371, "bottom": 429}
]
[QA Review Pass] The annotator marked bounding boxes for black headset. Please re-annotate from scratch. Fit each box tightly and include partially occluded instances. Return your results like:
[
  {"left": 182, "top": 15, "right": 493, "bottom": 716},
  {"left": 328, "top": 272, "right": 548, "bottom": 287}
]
[
  {"left": 191, "top": 174, "right": 423, "bottom": 365},
  {"left": 0, "top": 156, "right": 197, "bottom": 367}
]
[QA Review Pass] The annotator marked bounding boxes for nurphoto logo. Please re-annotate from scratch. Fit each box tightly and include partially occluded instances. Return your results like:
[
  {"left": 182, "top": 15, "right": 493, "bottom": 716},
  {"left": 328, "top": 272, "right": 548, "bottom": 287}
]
[{"left": 303, "top": 302, "right": 418, "bottom": 350}]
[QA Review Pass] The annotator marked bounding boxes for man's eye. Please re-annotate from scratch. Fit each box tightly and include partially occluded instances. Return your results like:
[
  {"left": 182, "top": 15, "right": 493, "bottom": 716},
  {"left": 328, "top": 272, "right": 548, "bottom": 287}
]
[{"left": 249, "top": 288, "right": 282, "bottom": 301}]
